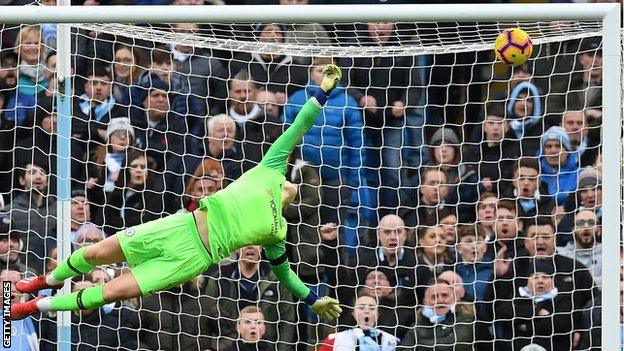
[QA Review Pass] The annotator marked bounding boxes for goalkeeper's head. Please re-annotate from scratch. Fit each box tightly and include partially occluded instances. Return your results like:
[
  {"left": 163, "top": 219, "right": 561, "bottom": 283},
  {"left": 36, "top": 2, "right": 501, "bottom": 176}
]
[{"left": 281, "top": 181, "right": 298, "bottom": 211}]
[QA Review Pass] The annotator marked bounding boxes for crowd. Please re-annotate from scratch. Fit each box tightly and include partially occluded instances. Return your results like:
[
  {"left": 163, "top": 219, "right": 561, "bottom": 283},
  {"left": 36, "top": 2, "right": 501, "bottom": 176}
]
[{"left": 0, "top": 0, "right": 610, "bottom": 350}]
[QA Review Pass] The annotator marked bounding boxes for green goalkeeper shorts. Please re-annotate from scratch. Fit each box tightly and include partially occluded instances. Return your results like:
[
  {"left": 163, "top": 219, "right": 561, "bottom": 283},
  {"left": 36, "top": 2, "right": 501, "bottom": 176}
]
[{"left": 116, "top": 212, "right": 213, "bottom": 295}]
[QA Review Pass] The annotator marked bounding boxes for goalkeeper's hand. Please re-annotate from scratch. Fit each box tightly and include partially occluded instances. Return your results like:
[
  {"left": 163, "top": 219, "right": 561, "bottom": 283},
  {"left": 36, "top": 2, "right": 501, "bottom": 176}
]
[
  {"left": 311, "top": 296, "right": 342, "bottom": 321},
  {"left": 320, "top": 64, "right": 342, "bottom": 93}
]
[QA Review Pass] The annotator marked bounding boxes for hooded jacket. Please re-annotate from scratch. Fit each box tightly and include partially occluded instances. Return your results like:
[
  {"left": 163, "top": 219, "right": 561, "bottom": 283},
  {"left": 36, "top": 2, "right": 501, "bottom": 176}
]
[{"left": 284, "top": 83, "right": 364, "bottom": 187}]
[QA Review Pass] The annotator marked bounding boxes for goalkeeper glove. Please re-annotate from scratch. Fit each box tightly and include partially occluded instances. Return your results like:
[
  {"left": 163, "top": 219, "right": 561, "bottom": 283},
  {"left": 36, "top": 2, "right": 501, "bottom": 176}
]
[
  {"left": 314, "top": 63, "right": 342, "bottom": 105},
  {"left": 311, "top": 296, "right": 342, "bottom": 321}
]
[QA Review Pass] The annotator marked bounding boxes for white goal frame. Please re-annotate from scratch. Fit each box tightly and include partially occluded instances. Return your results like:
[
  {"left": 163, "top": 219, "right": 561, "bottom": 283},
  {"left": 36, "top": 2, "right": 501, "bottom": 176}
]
[{"left": 0, "top": 3, "right": 621, "bottom": 351}]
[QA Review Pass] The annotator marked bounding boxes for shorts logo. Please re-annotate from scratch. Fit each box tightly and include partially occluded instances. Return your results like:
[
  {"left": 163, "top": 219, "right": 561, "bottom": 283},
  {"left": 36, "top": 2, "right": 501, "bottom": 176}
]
[{"left": 124, "top": 228, "right": 136, "bottom": 237}]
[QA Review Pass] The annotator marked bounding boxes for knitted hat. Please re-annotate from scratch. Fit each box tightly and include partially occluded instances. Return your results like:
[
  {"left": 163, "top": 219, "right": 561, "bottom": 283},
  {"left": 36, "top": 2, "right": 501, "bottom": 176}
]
[
  {"left": 528, "top": 259, "right": 555, "bottom": 276},
  {"left": 578, "top": 174, "right": 601, "bottom": 189},
  {"left": 430, "top": 128, "right": 460, "bottom": 146},
  {"left": 106, "top": 117, "right": 135, "bottom": 141},
  {"left": 540, "top": 126, "right": 571, "bottom": 151}
]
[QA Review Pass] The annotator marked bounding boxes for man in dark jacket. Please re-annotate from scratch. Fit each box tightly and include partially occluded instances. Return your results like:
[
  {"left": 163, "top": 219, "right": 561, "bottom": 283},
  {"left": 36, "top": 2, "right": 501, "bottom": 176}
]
[
  {"left": 229, "top": 24, "right": 307, "bottom": 103},
  {"left": 491, "top": 217, "right": 594, "bottom": 351},
  {"left": 169, "top": 23, "right": 228, "bottom": 135},
  {"left": 7, "top": 160, "right": 56, "bottom": 274},
  {"left": 132, "top": 277, "right": 213, "bottom": 350},
  {"left": 204, "top": 245, "right": 297, "bottom": 351},
  {"left": 164, "top": 113, "right": 243, "bottom": 197},
  {"left": 39, "top": 280, "right": 138, "bottom": 351},
  {"left": 464, "top": 103, "right": 520, "bottom": 197},
  {"left": 130, "top": 76, "right": 185, "bottom": 172}
]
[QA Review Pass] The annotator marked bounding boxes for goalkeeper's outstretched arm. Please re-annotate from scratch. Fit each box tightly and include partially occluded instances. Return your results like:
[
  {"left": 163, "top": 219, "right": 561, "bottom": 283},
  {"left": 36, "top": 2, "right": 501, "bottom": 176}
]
[{"left": 263, "top": 240, "right": 342, "bottom": 321}]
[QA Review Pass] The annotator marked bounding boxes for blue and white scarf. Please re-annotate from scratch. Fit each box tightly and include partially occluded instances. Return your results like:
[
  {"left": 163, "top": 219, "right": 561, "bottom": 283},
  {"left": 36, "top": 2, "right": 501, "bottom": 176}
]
[{"left": 78, "top": 94, "right": 116, "bottom": 122}]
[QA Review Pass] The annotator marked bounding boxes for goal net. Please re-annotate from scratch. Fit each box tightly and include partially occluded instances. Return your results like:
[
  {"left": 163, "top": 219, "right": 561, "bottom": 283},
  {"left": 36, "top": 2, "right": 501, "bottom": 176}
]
[{"left": 0, "top": 4, "right": 616, "bottom": 351}]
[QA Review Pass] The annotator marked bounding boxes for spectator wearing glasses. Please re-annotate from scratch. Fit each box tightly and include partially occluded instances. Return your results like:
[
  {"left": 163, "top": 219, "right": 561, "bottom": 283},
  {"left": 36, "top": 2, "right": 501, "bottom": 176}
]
[
  {"left": 73, "top": 223, "right": 105, "bottom": 251},
  {"left": 557, "top": 209, "right": 602, "bottom": 289}
]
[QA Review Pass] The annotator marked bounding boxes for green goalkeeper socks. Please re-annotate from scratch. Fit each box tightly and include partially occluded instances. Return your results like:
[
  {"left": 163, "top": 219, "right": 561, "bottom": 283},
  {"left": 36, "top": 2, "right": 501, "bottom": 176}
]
[
  {"left": 50, "top": 285, "right": 106, "bottom": 312},
  {"left": 50, "top": 247, "right": 96, "bottom": 283}
]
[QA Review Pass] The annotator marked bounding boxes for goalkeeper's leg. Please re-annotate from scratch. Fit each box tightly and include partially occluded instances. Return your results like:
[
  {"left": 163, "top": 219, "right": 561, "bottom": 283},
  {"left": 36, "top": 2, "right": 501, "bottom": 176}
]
[
  {"left": 15, "top": 235, "right": 127, "bottom": 294},
  {"left": 260, "top": 64, "right": 341, "bottom": 174}
]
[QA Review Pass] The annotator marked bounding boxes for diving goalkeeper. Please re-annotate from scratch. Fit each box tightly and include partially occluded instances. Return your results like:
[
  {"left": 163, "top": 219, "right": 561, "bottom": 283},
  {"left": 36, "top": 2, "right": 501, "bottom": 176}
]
[{"left": 11, "top": 64, "right": 344, "bottom": 322}]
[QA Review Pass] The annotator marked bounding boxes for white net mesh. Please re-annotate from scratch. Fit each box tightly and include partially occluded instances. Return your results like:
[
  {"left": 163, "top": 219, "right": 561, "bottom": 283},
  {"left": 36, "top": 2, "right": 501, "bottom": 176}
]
[{"left": 0, "top": 6, "right": 609, "bottom": 351}]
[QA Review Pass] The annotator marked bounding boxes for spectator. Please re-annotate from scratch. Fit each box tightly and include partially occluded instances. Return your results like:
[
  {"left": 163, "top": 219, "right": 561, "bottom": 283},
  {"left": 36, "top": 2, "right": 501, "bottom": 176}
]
[
  {"left": 567, "top": 38, "right": 602, "bottom": 120},
  {"left": 438, "top": 208, "right": 458, "bottom": 245},
  {"left": 39, "top": 279, "right": 138, "bottom": 351},
  {"left": 499, "top": 261, "right": 576, "bottom": 351},
  {"left": 492, "top": 217, "right": 594, "bottom": 351},
  {"left": 14, "top": 95, "right": 88, "bottom": 187},
  {"left": 178, "top": 158, "right": 224, "bottom": 212},
  {"left": 558, "top": 170, "right": 602, "bottom": 238},
  {"left": 0, "top": 49, "right": 36, "bottom": 136},
  {"left": 130, "top": 75, "right": 185, "bottom": 172},
  {"left": 485, "top": 200, "right": 525, "bottom": 263},
  {"left": 230, "top": 24, "right": 307, "bottom": 103},
  {"left": 506, "top": 80, "right": 543, "bottom": 155},
  {"left": 464, "top": 102, "right": 519, "bottom": 196},
  {"left": 510, "top": 158, "right": 556, "bottom": 220},
  {"left": 74, "top": 65, "right": 127, "bottom": 145},
  {"left": 102, "top": 150, "right": 171, "bottom": 234},
  {"left": 427, "top": 127, "right": 480, "bottom": 223},
  {"left": 454, "top": 225, "right": 493, "bottom": 303},
  {"left": 415, "top": 226, "right": 454, "bottom": 302},
  {"left": 132, "top": 276, "right": 213, "bottom": 350},
  {"left": 240, "top": 89, "right": 283, "bottom": 171},
  {"left": 562, "top": 110, "right": 599, "bottom": 167},
  {"left": 45, "top": 246, "right": 58, "bottom": 273},
  {"left": 111, "top": 44, "right": 143, "bottom": 103},
  {"left": 123, "top": 48, "right": 173, "bottom": 117},
  {"left": 39, "top": 51, "right": 57, "bottom": 97},
  {"left": 538, "top": 126, "right": 581, "bottom": 206},
  {"left": 557, "top": 209, "right": 602, "bottom": 288},
  {"left": 0, "top": 269, "right": 38, "bottom": 351},
  {"left": 69, "top": 188, "right": 91, "bottom": 242},
  {"left": 340, "top": 22, "right": 425, "bottom": 210},
  {"left": 87, "top": 117, "right": 137, "bottom": 215},
  {"left": 165, "top": 113, "right": 243, "bottom": 196},
  {"left": 0, "top": 50, "right": 25, "bottom": 195},
  {"left": 226, "top": 69, "right": 262, "bottom": 126},
  {"left": 169, "top": 23, "right": 228, "bottom": 134},
  {"left": 73, "top": 223, "right": 105, "bottom": 251},
  {"left": 356, "top": 215, "right": 417, "bottom": 307},
  {"left": 7, "top": 160, "right": 56, "bottom": 274},
  {"left": 282, "top": 148, "right": 325, "bottom": 284},
  {"left": 284, "top": 56, "right": 363, "bottom": 224},
  {"left": 331, "top": 295, "right": 399, "bottom": 350},
  {"left": 356, "top": 268, "right": 414, "bottom": 340},
  {"left": 15, "top": 25, "right": 48, "bottom": 97},
  {"left": 88, "top": 268, "right": 111, "bottom": 286},
  {"left": 400, "top": 167, "right": 453, "bottom": 229},
  {"left": 228, "top": 306, "right": 272, "bottom": 351},
  {"left": 476, "top": 192, "right": 498, "bottom": 241},
  {"left": 400, "top": 281, "right": 474, "bottom": 350},
  {"left": 279, "top": 0, "right": 332, "bottom": 65},
  {"left": 204, "top": 245, "right": 297, "bottom": 350},
  {"left": 0, "top": 214, "right": 35, "bottom": 276}
]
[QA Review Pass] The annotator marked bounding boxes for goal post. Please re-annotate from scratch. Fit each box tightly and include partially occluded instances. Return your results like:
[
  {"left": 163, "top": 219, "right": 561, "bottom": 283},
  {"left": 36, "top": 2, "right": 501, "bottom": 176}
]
[{"left": 0, "top": 3, "right": 620, "bottom": 350}]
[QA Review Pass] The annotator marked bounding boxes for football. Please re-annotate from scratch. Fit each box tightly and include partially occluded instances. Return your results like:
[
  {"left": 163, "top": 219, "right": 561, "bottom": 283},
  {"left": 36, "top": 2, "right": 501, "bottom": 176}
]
[{"left": 494, "top": 28, "right": 533, "bottom": 66}]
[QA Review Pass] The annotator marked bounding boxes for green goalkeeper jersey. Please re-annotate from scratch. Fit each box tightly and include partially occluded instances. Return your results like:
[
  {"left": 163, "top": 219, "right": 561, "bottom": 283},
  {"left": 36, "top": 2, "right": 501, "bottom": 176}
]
[{"left": 198, "top": 164, "right": 287, "bottom": 261}]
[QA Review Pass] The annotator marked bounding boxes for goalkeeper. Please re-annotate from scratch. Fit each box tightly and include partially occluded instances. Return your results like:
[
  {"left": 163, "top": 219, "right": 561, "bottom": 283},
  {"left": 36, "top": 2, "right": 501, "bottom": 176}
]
[{"left": 11, "top": 64, "right": 343, "bottom": 322}]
